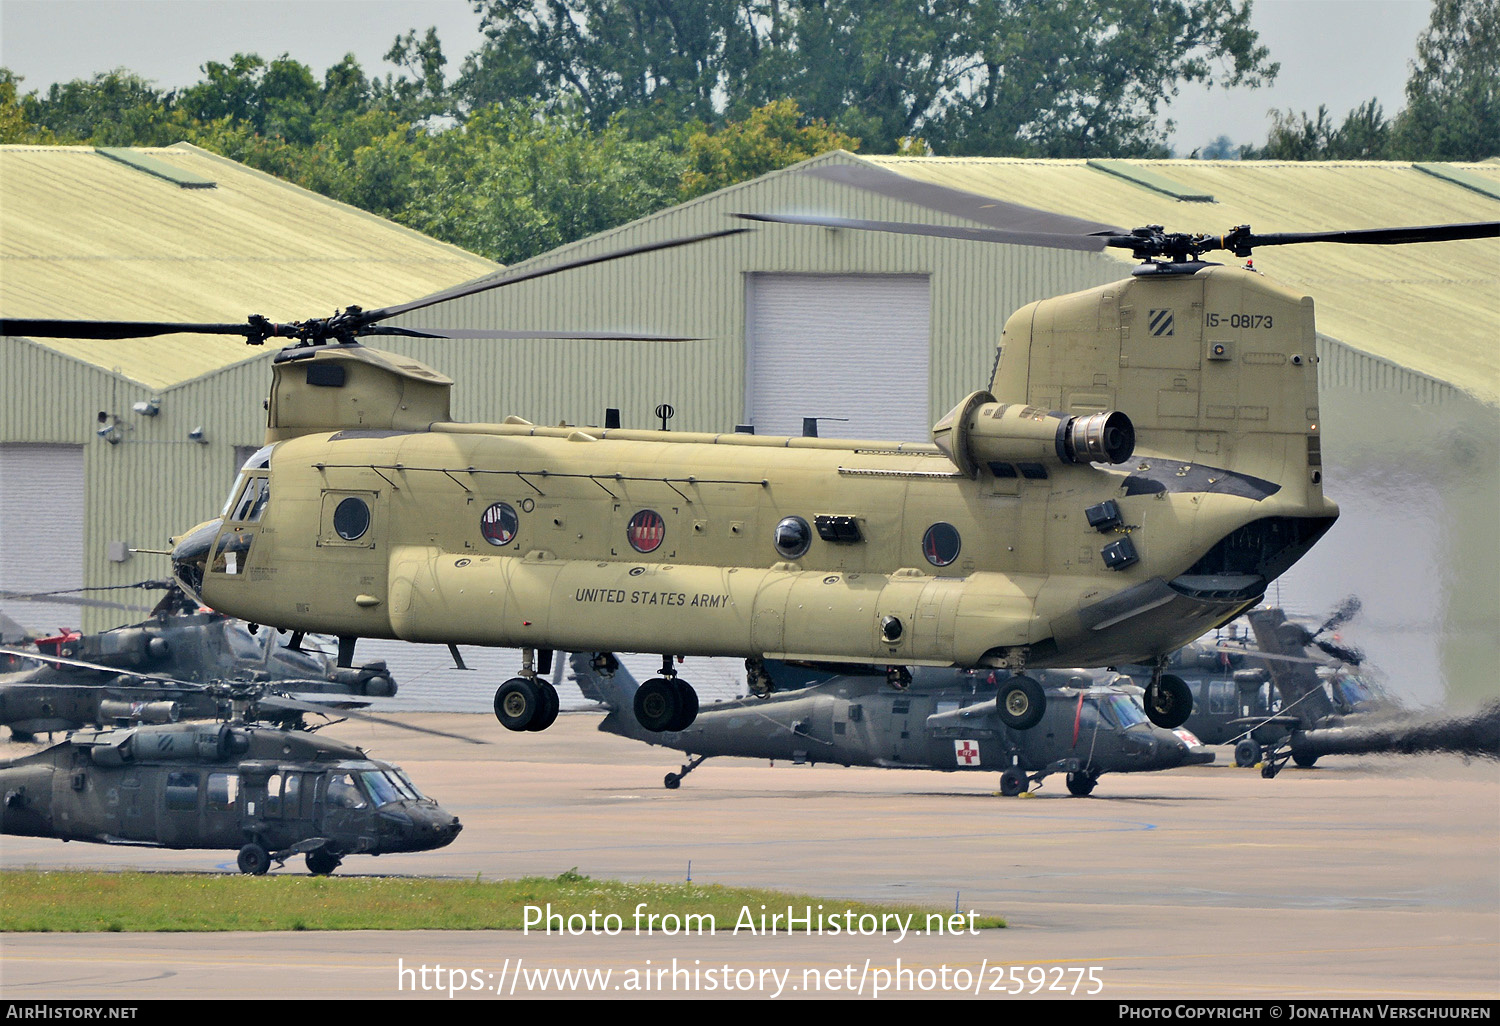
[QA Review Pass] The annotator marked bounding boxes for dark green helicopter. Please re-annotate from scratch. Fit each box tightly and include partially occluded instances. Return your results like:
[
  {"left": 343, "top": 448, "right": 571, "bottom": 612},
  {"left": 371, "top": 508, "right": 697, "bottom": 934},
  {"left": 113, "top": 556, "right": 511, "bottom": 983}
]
[
  {"left": 572, "top": 653, "right": 1212, "bottom": 797},
  {"left": 0, "top": 582, "right": 396, "bottom": 741},
  {"left": 0, "top": 659, "right": 468, "bottom": 875}
]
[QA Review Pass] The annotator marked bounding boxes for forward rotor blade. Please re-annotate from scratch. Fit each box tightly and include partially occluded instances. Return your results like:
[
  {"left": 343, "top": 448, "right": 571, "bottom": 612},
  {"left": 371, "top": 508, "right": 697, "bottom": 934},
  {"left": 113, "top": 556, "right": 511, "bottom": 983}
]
[
  {"left": 1, "top": 319, "right": 261, "bottom": 341},
  {"left": 733, "top": 213, "right": 1114, "bottom": 252},
  {"left": 364, "top": 227, "right": 751, "bottom": 323},
  {"left": 363, "top": 327, "right": 702, "bottom": 342},
  {"left": 259, "top": 694, "right": 490, "bottom": 745}
]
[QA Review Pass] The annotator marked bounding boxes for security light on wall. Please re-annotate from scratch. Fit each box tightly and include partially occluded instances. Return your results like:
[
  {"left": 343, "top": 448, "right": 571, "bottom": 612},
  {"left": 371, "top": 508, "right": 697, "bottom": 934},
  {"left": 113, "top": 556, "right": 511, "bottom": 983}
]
[
  {"left": 189, "top": 426, "right": 208, "bottom": 444},
  {"left": 132, "top": 398, "right": 161, "bottom": 416},
  {"left": 96, "top": 411, "right": 123, "bottom": 445}
]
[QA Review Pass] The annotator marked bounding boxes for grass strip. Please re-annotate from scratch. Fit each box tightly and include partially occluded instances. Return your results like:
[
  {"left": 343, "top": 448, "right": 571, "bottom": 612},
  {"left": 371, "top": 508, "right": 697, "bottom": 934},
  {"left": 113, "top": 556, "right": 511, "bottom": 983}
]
[{"left": 0, "top": 868, "right": 1005, "bottom": 933}]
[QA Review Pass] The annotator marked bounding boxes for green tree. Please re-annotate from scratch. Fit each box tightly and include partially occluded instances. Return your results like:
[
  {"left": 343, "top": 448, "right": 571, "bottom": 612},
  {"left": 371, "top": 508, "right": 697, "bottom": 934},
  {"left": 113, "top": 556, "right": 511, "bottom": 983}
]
[
  {"left": 1390, "top": 0, "right": 1500, "bottom": 160},
  {"left": 470, "top": 0, "right": 1278, "bottom": 155},
  {"left": 679, "top": 98, "right": 860, "bottom": 199},
  {"left": 1247, "top": 100, "right": 1391, "bottom": 160},
  {"left": 397, "top": 102, "right": 685, "bottom": 263}
]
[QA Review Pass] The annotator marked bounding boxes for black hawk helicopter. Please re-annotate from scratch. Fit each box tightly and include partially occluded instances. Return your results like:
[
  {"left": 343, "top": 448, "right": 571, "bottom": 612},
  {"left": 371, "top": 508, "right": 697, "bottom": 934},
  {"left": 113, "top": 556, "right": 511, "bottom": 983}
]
[
  {"left": 572, "top": 653, "right": 1213, "bottom": 797},
  {"left": 0, "top": 650, "right": 469, "bottom": 874},
  {"left": 5, "top": 216, "right": 1495, "bottom": 743},
  {"left": 0, "top": 581, "right": 397, "bottom": 741}
]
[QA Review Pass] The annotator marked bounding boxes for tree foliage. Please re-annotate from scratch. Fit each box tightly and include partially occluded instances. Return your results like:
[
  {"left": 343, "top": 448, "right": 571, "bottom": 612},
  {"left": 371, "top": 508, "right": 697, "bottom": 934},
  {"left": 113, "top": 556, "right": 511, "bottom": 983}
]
[
  {"left": 1246, "top": 0, "right": 1499, "bottom": 161},
  {"left": 469, "top": 0, "right": 1278, "bottom": 155}
]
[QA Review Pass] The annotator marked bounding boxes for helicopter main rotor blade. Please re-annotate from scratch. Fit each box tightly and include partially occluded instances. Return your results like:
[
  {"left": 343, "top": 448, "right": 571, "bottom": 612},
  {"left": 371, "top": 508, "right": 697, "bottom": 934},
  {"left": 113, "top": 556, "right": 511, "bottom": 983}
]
[
  {"left": 733, "top": 212, "right": 1115, "bottom": 252},
  {"left": 259, "top": 694, "right": 491, "bottom": 745},
  {"left": 1221, "top": 221, "right": 1500, "bottom": 254},
  {"left": 364, "top": 327, "right": 703, "bottom": 342},
  {"left": 363, "top": 227, "right": 751, "bottom": 323},
  {"left": 1, "top": 319, "right": 268, "bottom": 341}
]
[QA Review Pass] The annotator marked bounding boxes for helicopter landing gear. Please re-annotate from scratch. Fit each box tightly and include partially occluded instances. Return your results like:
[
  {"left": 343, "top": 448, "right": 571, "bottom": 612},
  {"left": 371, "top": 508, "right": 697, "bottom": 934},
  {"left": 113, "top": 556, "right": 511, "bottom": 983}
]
[
  {"left": 664, "top": 754, "right": 708, "bottom": 790},
  {"left": 1144, "top": 661, "right": 1193, "bottom": 729},
  {"left": 996, "top": 675, "right": 1045, "bottom": 730},
  {"left": 305, "top": 847, "right": 342, "bottom": 876},
  {"left": 493, "top": 648, "right": 559, "bottom": 732},
  {"left": 1065, "top": 771, "right": 1098, "bottom": 797},
  {"left": 237, "top": 842, "right": 270, "bottom": 876},
  {"left": 634, "top": 655, "right": 698, "bottom": 733},
  {"left": 998, "top": 768, "right": 1027, "bottom": 797},
  {"left": 1234, "top": 738, "right": 1263, "bottom": 768}
]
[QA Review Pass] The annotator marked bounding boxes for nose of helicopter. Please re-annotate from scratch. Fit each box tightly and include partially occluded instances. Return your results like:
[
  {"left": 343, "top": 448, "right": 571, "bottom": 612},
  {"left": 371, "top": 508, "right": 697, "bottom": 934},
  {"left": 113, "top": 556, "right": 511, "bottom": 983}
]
[
  {"left": 379, "top": 803, "right": 464, "bottom": 852},
  {"left": 169, "top": 517, "right": 221, "bottom": 598}
]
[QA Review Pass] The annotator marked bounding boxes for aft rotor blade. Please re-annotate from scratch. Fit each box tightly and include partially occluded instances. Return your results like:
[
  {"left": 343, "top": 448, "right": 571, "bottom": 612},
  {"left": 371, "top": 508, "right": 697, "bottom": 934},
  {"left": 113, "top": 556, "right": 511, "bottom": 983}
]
[
  {"left": 261, "top": 694, "right": 491, "bottom": 745},
  {"left": 1228, "top": 221, "right": 1500, "bottom": 252},
  {"left": 364, "top": 228, "right": 751, "bottom": 323},
  {"left": 1204, "top": 643, "right": 1327, "bottom": 666},
  {"left": 733, "top": 213, "right": 1115, "bottom": 252}
]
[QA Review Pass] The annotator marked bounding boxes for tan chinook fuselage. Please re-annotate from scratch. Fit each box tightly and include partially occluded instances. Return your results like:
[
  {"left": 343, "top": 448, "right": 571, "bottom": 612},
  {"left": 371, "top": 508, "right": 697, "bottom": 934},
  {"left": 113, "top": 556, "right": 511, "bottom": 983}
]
[{"left": 184, "top": 264, "right": 1338, "bottom": 672}]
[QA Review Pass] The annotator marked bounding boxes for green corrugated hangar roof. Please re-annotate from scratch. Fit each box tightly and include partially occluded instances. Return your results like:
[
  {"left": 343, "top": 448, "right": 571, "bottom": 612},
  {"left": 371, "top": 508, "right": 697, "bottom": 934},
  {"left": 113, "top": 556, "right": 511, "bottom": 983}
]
[
  {"left": 853, "top": 155, "right": 1500, "bottom": 405},
  {"left": 0, "top": 143, "right": 500, "bottom": 390}
]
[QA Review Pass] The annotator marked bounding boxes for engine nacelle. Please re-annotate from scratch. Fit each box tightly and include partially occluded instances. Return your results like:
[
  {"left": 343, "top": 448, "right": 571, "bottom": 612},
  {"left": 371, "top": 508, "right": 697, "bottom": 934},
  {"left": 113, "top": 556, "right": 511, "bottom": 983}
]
[{"left": 932, "top": 390, "right": 1135, "bottom": 478}]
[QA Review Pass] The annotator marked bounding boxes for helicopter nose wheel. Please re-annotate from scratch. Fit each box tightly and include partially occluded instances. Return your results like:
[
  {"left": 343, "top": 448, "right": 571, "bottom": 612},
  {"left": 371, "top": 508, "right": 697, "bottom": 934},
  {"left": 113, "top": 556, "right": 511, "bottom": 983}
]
[{"left": 493, "top": 677, "right": 560, "bottom": 732}]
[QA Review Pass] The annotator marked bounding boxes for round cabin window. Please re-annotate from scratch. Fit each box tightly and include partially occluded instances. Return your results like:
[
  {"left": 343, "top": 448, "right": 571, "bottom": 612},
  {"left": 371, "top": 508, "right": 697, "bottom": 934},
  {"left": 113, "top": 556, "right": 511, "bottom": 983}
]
[
  {"left": 333, "top": 497, "right": 370, "bottom": 541},
  {"left": 773, "top": 516, "right": 812, "bottom": 559},
  {"left": 922, "top": 522, "right": 961, "bottom": 566}
]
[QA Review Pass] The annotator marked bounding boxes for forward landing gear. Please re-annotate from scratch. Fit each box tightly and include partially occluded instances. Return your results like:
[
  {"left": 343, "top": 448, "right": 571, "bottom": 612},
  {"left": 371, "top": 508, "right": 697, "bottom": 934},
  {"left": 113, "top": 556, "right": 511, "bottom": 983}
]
[
  {"left": 1143, "top": 660, "right": 1193, "bottom": 730},
  {"left": 493, "top": 648, "right": 560, "bottom": 732},
  {"left": 664, "top": 754, "right": 708, "bottom": 789},
  {"left": 633, "top": 655, "right": 699, "bottom": 733}
]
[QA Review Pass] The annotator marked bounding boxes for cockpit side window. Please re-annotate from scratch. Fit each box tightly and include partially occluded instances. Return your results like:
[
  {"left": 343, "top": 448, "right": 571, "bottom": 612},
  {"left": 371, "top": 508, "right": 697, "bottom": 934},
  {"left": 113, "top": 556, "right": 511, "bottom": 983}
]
[
  {"left": 230, "top": 476, "right": 270, "bottom": 523},
  {"left": 326, "top": 772, "right": 368, "bottom": 810}
]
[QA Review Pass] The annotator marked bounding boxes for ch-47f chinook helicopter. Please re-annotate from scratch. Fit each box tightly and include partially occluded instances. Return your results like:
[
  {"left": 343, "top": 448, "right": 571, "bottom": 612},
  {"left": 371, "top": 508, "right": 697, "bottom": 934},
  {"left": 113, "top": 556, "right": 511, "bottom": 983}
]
[{"left": 6, "top": 218, "right": 1496, "bottom": 740}]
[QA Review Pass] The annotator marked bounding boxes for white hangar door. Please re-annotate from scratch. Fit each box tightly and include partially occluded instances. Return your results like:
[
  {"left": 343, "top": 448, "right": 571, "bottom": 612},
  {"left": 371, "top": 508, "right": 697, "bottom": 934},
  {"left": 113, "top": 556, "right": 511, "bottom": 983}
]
[
  {"left": 745, "top": 273, "right": 931, "bottom": 441},
  {"left": 0, "top": 444, "right": 85, "bottom": 634}
]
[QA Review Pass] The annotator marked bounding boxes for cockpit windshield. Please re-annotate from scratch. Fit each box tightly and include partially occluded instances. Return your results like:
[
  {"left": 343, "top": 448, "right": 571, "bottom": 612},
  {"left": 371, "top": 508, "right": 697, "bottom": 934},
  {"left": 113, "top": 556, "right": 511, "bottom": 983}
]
[
  {"left": 359, "top": 769, "right": 402, "bottom": 807},
  {"left": 220, "top": 443, "right": 278, "bottom": 518},
  {"left": 1094, "top": 692, "right": 1150, "bottom": 729}
]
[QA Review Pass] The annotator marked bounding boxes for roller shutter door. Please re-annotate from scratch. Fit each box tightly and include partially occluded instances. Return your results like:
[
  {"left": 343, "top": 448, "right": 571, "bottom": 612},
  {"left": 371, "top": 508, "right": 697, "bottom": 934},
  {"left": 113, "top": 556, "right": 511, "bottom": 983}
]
[
  {"left": 745, "top": 273, "right": 931, "bottom": 441},
  {"left": 0, "top": 444, "right": 85, "bottom": 632}
]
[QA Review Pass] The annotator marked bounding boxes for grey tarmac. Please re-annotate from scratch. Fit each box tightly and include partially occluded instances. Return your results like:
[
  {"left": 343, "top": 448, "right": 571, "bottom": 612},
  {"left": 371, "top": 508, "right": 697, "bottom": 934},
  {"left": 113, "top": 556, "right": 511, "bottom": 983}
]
[{"left": 2, "top": 711, "right": 1496, "bottom": 1000}]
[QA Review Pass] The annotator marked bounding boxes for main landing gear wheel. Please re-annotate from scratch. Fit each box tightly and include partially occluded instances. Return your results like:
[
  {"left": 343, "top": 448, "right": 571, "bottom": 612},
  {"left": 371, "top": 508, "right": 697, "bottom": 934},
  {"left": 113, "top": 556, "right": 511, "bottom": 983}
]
[
  {"left": 634, "top": 677, "right": 699, "bottom": 732},
  {"left": 237, "top": 843, "right": 270, "bottom": 876},
  {"left": 305, "top": 848, "right": 341, "bottom": 876},
  {"left": 494, "top": 677, "right": 556, "bottom": 732},
  {"left": 1145, "top": 673, "right": 1192, "bottom": 729},
  {"left": 997, "top": 675, "right": 1045, "bottom": 730},
  {"left": 1066, "top": 771, "right": 1098, "bottom": 797},
  {"left": 999, "top": 768, "right": 1027, "bottom": 797},
  {"left": 1234, "top": 739, "right": 1263, "bottom": 768},
  {"left": 1292, "top": 751, "right": 1319, "bottom": 768}
]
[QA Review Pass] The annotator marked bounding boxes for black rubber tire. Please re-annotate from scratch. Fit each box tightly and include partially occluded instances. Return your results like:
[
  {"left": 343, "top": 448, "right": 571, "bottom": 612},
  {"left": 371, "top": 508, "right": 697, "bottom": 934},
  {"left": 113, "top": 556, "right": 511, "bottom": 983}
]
[
  {"left": 999, "top": 768, "right": 1026, "bottom": 797},
  {"left": 494, "top": 678, "right": 540, "bottom": 731},
  {"left": 997, "top": 676, "right": 1046, "bottom": 730},
  {"left": 664, "top": 773, "right": 681, "bottom": 790},
  {"left": 526, "top": 682, "right": 560, "bottom": 732},
  {"left": 665, "top": 679, "right": 699, "bottom": 732},
  {"left": 634, "top": 678, "right": 680, "bottom": 733},
  {"left": 1066, "top": 771, "right": 1097, "bottom": 797},
  {"left": 1292, "top": 751, "right": 1319, "bottom": 768},
  {"left": 237, "top": 843, "right": 270, "bottom": 876},
  {"left": 1145, "top": 673, "right": 1193, "bottom": 729},
  {"left": 1234, "top": 739, "right": 1263, "bottom": 768},
  {"left": 305, "top": 848, "right": 341, "bottom": 876}
]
